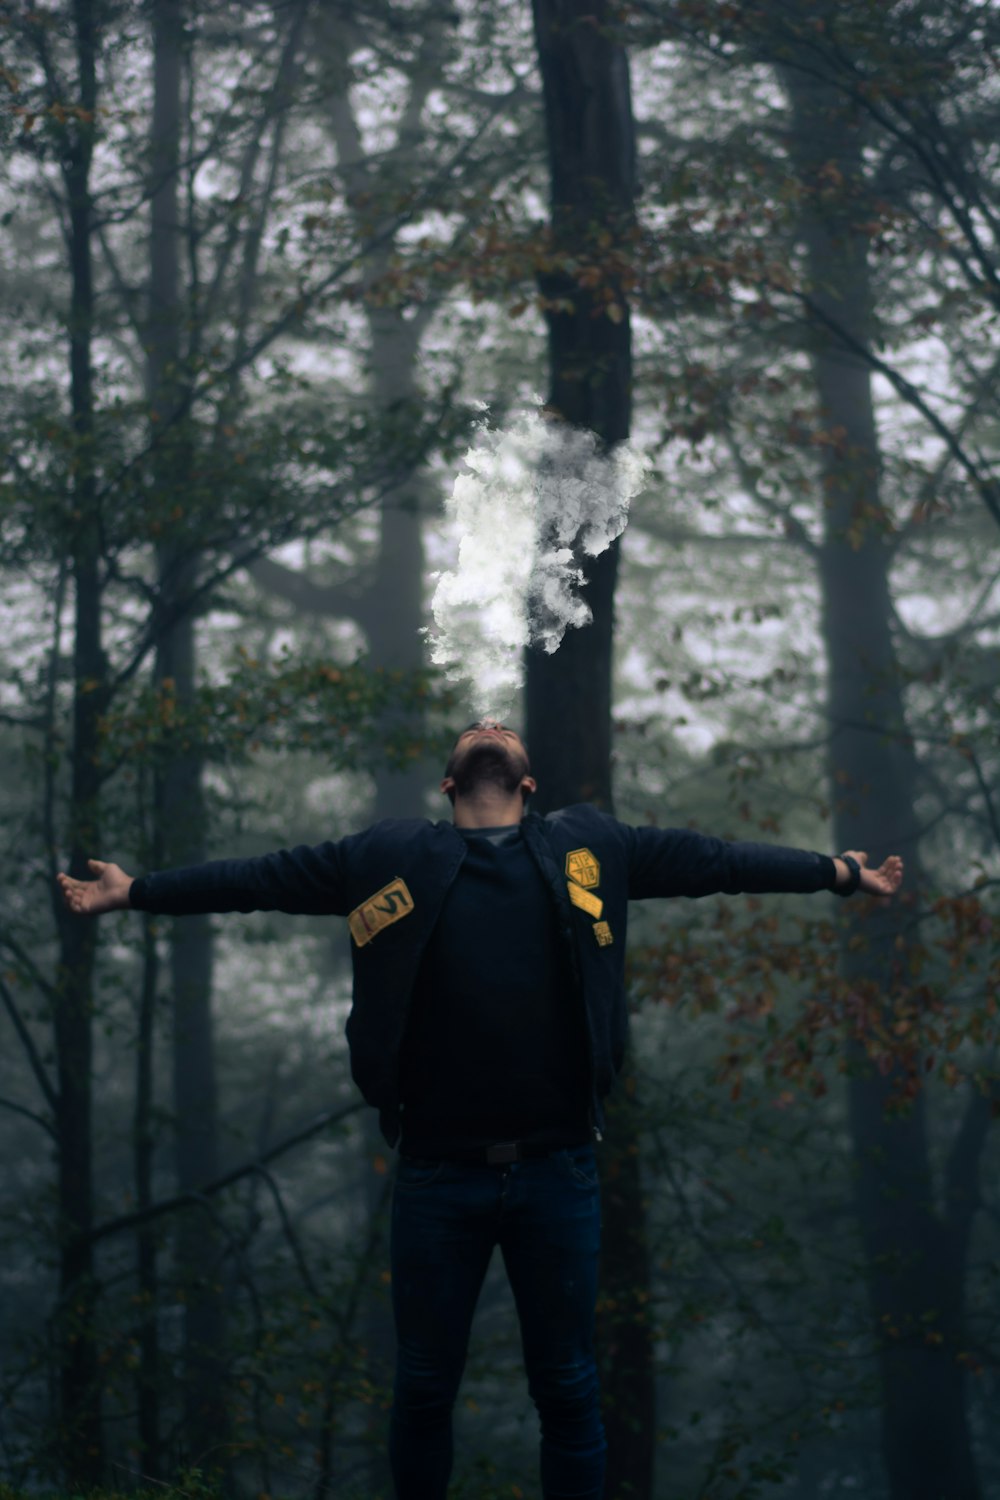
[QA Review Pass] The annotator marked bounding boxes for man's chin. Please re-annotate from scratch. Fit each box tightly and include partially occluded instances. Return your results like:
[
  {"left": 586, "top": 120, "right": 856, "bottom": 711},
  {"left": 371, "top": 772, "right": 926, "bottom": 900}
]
[{"left": 453, "top": 742, "right": 525, "bottom": 797}]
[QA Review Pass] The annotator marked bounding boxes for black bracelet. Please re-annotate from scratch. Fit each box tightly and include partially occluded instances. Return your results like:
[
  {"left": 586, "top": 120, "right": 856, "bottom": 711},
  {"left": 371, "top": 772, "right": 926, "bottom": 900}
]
[{"left": 834, "top": 854, "right": 862, "bottom": 898}]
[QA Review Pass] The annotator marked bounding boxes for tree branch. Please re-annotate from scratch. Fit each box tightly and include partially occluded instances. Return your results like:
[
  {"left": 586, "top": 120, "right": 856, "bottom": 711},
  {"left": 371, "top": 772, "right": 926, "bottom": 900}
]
[
  {"left": 0, "top": 972, "right": 58, "bottom": 1112},
  {"left": 792, "top": 287, "right": 1000, "bottom": 534},
  {"left": 91, "top": 97, "right": 503, "bottom": 516},
  {"left": 86, "top": 1099, "right": 366, "bottom": 1246},
  {"left": 0, "top": 1094, "right": 56, "bottom": 1140},
  {"left": 247, "top": 555, "right": 377, "bottom": 626},
  {"left": 246, "top": 1163, "right": 322, "bottom": 1302},
  {"left": 0, "top": 929, "right": 57, "bottom": 1003}
]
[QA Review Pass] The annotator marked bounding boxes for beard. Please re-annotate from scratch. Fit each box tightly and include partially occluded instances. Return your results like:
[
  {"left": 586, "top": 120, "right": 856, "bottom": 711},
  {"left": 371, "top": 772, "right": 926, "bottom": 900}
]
[{"left": 450, "top": 738, "right": 529, "bottom": 799}]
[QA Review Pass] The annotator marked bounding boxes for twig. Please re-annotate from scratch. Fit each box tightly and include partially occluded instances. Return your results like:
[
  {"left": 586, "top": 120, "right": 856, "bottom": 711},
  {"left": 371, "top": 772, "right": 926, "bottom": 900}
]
[
  {"left": 247, "top": 1164, "right": 322, "bottom": 1301},
  {"left": 0, "top": 972, "right": 58, "bottom": 1112},
  {"left": 0, "top": 929, "right": 57, "bottom": 1001},
  {"left": 86, "top": 1099, "right": 365, "bottom": 1245},
  {"left": 0, "top": 1094, "right": 56, "bottom": 1140},
  {"left": 793, "top": 287, "right": 1000, "bottom": 534}
]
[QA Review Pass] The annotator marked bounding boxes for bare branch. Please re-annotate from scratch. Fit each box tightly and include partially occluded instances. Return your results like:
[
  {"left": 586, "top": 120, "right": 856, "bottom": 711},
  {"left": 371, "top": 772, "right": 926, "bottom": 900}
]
[
  {"left": 0, "top": 929, "right": 57, "bottom": 1003},
  {"left": 963, "top": 743, "right": 1000, "bottom": 854},
  {"left": 0, "top": 1094, "right": 56, "bottom": 1140},
  {"left": 247, "top": 1164, "right": 322, "bottom": 1302},
  {"left": 86, "top": 1099, "right": 366, "bottom": 1246},
  {"left": 0, "top": 972, "right": 58, "bottom": 1112},
  {"left": 248, "top": 555, "right": 377, "bottom": 626},
  {"left": 792, "top": 288, "right": 1000, "bottom": 534},
  {"left": 205, "top": 0, "right": 311, "bottom": 316},
  {"left": 95, "top": 219, "right": 146, "bottom": 354},
  {"left": 91, "top": 98, "right": 504, "bottom": 515}
]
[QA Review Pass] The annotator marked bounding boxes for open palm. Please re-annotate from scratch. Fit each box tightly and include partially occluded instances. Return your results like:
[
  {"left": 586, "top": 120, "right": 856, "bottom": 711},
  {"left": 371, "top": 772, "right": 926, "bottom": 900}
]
[
  {"left": 57, "top": 859, "right": 134, "bottom": 916},
  {"left": 842, "top": 850, "right": 904, "bottom": 898}
]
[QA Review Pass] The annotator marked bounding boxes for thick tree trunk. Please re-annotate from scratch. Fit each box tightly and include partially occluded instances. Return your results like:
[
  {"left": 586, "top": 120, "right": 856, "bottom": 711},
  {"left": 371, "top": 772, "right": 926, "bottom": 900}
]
[
  {"left": 528, "top": 7, "right": 654, "bottom": 1498},
  {"left": 784, "top": 66, "right": 982, "bottom": 1500},
  {"left": 527, "top": 0, "right": 634, "bottom": 811},
  {"left": 54, "top": 0, "right": 104, "bottom": 1479},
  {"left": 148, "top": 0, "right": 228, "bottom": 1471}
]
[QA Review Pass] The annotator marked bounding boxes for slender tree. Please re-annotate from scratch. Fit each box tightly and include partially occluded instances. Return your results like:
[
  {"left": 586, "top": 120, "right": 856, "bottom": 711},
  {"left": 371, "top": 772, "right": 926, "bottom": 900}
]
[
  {"left": 783, "top": 57, "right": 982, "bottom": 1500},
  {"left": 45, "top": 0, "right": 106, "bottom": 1478},
  {"left": 145, "top": 0, "right": 233, "bottom": 1471}
]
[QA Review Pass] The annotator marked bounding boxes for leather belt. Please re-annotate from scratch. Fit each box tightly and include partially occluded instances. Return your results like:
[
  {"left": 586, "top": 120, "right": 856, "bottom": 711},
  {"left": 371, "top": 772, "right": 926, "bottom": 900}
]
[
  {"left": 487, "top": 1140, "right": 550, "bottom": 1165},
  {"left": 401, "top": 1139, "right": 589, "bottom": 1166}
]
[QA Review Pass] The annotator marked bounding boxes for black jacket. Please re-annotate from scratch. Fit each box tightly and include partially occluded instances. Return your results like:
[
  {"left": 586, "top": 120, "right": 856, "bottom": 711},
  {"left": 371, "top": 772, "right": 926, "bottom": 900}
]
[{"left": 130, "top": 804, "right": 837, "bottom": 1145}]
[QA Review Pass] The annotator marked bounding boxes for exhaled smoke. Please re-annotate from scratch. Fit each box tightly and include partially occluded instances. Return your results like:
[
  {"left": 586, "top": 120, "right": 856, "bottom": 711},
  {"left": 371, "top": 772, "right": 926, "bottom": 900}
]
[{"left": 427, "top": 407, "right": 649, "bottom": 716}]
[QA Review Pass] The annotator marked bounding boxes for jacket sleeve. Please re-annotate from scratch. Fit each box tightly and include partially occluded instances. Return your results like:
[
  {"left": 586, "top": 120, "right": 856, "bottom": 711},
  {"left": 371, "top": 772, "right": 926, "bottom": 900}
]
[
  {"left": 128, "top": 840, "right": 352, "bottom": 917},
  {"left": 624, "top": 823, "right": 838, "bottom": 901}
]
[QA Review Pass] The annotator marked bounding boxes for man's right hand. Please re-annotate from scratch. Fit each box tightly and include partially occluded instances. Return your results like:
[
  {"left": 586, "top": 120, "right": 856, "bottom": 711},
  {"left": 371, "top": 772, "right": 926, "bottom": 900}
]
[{"left": 57, "top": 859, "right": 134, "bottom": 916}]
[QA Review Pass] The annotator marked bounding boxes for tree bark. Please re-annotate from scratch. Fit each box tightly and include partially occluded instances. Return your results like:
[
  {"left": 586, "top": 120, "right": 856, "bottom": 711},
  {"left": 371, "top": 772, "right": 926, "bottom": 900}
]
[
  {"left": 784, "top": 64, "right": 982, "bottom": 1500},
  {"left": 134, "top": 907, "right": 161, "bottom": 1477},
  {"left": 527, "top": 0, "right": 634, "bottom": 811},
  {"left": 53, "top": 0, "right": 104, "bottom": 1479},
  {"left": 323, "top": 26, "right": 444, "bottom": 1488},
  {"left": 148, "top": 0, "right": 228, "bottom": 1472},
  {"left": 528, "top": 6, "right": 654, "bottom": 1498}
]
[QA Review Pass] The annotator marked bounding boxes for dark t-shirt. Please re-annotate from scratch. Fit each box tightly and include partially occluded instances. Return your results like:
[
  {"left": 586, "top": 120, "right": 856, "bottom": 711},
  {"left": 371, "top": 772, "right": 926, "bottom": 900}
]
[{"left": 397, "top": 824, "right": 590, "bottom": 1156}]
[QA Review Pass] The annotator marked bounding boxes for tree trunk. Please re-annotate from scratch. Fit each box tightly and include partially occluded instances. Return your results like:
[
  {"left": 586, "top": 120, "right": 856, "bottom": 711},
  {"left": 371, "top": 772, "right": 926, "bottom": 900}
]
[
  {"left": 135, "top": 906, "right": 162, "bottom": 1477},
  {"left": 367, "top": 310, "right": 433, "bottom": 820},
  {"left": 527, "top": 0, "right": 634, "bottom": 810},
  {"left": 54, "top": 0, "right": 104, "bottom": 1479},
  {"left": 784, "top": 64, "right": 982, "bottom": 1500},
  {"left": 528, "top": 6, "right": 654, "bottom": 1497},
  {"left": 148, "top": 0, "right": 228, "bottom": 1472},
  {"left": 311, "top": 25, "right": 447, "bottom": 1484}
]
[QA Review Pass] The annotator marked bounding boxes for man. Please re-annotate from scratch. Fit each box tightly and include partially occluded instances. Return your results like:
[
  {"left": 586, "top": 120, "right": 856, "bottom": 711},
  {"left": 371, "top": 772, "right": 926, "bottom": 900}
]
[{"left": 59, "top": 719, "right": 903, "bottom": 1500}]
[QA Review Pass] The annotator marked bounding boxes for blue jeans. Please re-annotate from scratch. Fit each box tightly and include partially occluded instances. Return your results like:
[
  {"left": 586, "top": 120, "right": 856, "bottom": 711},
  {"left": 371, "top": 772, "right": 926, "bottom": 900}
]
[{"left": 388, "top": 1145, "right": 607, "bottom": 1499}]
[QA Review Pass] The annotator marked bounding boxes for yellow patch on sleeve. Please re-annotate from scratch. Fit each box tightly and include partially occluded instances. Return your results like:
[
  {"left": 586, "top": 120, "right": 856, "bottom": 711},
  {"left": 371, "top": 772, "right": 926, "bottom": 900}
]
[
  {"left": 567, "top": 879, "right": 604, "bottom": 919},
  {"left": 348, "top": 877, "right": 414, "bottom": 948},
  {"left": 566, "top": 847, "right": 600, "bottom": 888},
  {"left": 593, "top": 920, "right": 613, "bottom": 946}
]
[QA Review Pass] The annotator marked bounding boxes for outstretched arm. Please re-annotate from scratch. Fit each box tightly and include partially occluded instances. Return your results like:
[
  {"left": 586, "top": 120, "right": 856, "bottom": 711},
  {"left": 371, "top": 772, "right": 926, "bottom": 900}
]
[
  {"left": 58, "top": 860, "right": 134, "bottom": 916},
  {"left": 626, "top": 823, "right": 904, "bottom": 901},
  {"left": 58, "top": 841, "right": 351, "bottom": 918}
]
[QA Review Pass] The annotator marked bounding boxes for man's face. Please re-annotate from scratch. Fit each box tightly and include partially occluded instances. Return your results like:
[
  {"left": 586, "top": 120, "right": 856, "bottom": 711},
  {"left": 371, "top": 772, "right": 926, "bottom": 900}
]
[{"left": 441, "top": 720, "right": 535, "bottom": 804}]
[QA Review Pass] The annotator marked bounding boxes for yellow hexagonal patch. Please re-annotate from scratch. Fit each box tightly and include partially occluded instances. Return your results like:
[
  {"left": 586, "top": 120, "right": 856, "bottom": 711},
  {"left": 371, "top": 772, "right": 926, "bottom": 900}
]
[{"left": 565, "top": 847, "right": 600, "bottom": 889}]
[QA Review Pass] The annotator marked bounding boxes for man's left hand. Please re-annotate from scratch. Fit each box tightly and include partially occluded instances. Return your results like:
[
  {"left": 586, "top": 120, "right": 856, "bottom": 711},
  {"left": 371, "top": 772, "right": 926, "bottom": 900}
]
[{"left": 835, "top": 850, "right": 904, "bottom": 897}]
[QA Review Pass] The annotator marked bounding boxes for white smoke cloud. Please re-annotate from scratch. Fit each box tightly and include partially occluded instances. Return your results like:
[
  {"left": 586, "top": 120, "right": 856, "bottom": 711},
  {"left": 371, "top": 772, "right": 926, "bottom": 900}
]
[{"left": 427, "top": 406, "right": 649, "bottom": 716}]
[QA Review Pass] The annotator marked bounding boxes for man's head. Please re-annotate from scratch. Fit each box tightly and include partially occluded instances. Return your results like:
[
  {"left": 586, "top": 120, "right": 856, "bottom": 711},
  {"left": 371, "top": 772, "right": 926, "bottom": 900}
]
[{"left": 441, "top": 720, "right": 536, "bottom": 810}]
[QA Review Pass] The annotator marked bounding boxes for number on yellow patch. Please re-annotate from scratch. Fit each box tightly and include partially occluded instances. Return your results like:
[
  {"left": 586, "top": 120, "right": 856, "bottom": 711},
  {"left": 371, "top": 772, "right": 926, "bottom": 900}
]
[
  {"left": 593, "top": 921, "right": 613, "bottom": 946},
  {"left": 349, "top": 877, "right": 414, "bottom": 947},
  {"left": 565, "top": 847, "right": 600, "bottom": 888}
]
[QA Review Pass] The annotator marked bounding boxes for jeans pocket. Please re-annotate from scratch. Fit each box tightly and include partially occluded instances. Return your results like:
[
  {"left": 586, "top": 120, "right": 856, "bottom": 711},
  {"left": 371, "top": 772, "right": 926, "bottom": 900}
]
[
  {"left": 560, "top": 1145, "right": 599, "bottom": 1190},
  {"left": 395, "top": 1156, "right": 446, "bottom": 1190}
]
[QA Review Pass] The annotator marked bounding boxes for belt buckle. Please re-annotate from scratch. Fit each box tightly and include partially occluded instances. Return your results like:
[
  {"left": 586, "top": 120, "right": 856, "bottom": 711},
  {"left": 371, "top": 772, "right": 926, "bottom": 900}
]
[{"left": 486, "top": 1141, "right": 519, "bottom": 1165}]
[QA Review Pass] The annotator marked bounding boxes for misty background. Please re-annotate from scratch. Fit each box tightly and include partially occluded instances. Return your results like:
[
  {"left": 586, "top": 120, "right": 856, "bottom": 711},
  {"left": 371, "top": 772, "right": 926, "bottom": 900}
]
[{"left": 0, "top": 2, "right": 998, "bottom": 1498}]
